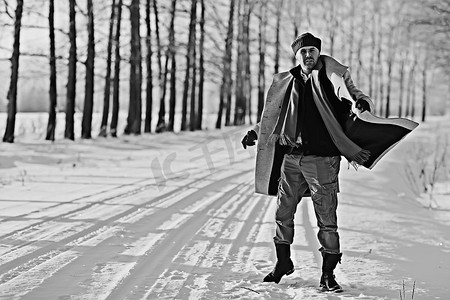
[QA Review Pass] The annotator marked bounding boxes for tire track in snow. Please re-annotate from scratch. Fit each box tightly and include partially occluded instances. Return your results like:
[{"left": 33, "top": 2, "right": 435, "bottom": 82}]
[
  {"left": 138, "top": 182, "right": 255, "bottom": 299},
  {"left": 0, "top": 166, "right": 251, "bottom": 295},
  {"left": 105, "top": 170, "right": 254, "bottom": 300},
  {"left": 143, "top": 182, "right": 275, "bottom": 299},
  {"left": 0, "top": 250, "right": 79, "bottom": 299}
]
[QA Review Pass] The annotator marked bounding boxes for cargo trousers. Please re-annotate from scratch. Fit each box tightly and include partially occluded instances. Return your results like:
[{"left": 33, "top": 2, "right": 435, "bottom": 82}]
[{"left": 274, "top": 153, "right": 341, "bottom": 254}]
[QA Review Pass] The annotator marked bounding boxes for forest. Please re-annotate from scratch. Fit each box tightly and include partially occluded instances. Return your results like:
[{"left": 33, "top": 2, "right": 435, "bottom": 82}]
[{"left": 0, "top": 0, "right": 449, "bottom": 143}]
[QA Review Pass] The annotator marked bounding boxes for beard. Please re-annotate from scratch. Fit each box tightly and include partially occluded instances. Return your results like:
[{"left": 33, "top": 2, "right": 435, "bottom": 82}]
[
  {"left": 304, "top": 58, "right": 315, "bottom": 66},
  {"left": 302, "top": 58, "right": 316, "bottom": 70}
]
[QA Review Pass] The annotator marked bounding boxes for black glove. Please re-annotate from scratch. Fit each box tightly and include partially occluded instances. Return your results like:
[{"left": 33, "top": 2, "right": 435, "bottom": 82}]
[
  {"left": 355, "top": 99, "right": 371, "bottom": 112},
  {"left": 241, "top": 130, "right": 257, "bottom": 149}
]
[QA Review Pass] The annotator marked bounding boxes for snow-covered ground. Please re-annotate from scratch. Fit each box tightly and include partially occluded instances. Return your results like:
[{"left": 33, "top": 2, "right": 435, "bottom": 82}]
[{"left": 0, "top": 114, "right": 449, "bottom": 299}]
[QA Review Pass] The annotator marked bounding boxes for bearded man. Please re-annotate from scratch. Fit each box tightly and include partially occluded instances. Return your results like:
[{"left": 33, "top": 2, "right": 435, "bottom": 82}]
[{"left": 241, "top": 32, "right": 374, "bottom": 292}]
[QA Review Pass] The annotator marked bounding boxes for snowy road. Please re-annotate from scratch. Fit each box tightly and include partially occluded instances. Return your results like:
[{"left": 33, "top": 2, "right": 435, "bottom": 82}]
[{"left": 0, "top": 124, "right": 449, "bottom": 299}]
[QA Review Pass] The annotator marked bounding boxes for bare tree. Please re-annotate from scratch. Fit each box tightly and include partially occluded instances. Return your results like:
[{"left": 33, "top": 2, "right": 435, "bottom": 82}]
[
  {"left": 368, "top": 10, "right": 377, "bottom": 99},
  {"left": 243, "top": 0, "right": 252, "bottom": 125},
  {"left": 274, "top": 0, "right": 283, "bottom": 74},
  {"left": 257, "top": 0, "right": 267, "bottom": 123},
  {"left": 153, "top": 0, "right": 166, "bottom": 132},
  {"left": 189, "top": 3, "right": 197, "bottom": 132},
  {"left": 288, "top": 0, "right": 301, "bottom": 66},
  {"left": 167, "top": 0, "right": 177, "bottom": 132},
  {"left": 355, "top": 11, "right": 366, "bottom": 86},
  {"left": 196, "top": 0, "right": 205, "bottom": 130},
  {"left": 99, "top": 0, "right": 117, "bottom": 137},
  {"left": 421, "top": 62, "right": 428, "bottom": 122},
  {"left": 384, "top": 28, "right": 394, "bottom": 118},
  {"left": 110, "top": 0, "right": 123, "bottom": 137},
  {"left": 144, "top": 0, "right": 153, "bottom": 133},
  {"left": 397, "top": 51, "right": 406, "bottom": 117},
  {"left": 45, "top": 0, "right": 57, "bottom": 141},
  {"left": 2, "top": 0, "right": 23, "bottom": 143},
  {"left": 65, "top": 0, "right": 77, "bottom": 140},
  {"left": 376, "top": 11, "right": 384, "bottom": 115},
  {"left": 347, "top": 0, "right": 356, "bottom": 67},
  {"left": 81, "top": 0, "right": 95, "bottom": 139},
  {"left": 215, "top": 0, "right": 235, "bottom": 129},
  {"left": 234, "top": 0, "right": 244, "bottom": 125},
  {"left": 323, "top": 0, "right": 338, "bottom": 57},
  {"left": 125, "top": 0, "right": 142, "bottom": 134},
  {"left": 405, "top": 51, "right": 417, "bottom": 118},
  {"left": 181, "top": 0, "right": 197, "bottom": 131},
  {"left": 233, "top": 0, "right": 252, "bottom": 125}
]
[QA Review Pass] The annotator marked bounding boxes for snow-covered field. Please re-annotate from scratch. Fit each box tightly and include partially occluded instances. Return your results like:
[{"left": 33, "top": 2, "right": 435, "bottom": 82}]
[{"left": 0, "top": 113, "right": 449, "bottom": 299}]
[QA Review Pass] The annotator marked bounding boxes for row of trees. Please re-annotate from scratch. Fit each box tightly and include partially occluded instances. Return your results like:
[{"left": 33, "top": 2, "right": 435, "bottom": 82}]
[{"left": 1, "top": 0, "right": 449, "bottom": 142}]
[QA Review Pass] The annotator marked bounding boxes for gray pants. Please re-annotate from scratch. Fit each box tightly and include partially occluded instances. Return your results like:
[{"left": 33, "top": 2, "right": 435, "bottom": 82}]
[{"left": 274, "top": 154, "right": 341, "bottom": 254}]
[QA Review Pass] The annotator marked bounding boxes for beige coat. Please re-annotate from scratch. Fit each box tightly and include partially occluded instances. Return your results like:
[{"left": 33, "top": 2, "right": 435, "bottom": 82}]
[{"left": 251, "top": 55, "right": 374, "bottom": 196}]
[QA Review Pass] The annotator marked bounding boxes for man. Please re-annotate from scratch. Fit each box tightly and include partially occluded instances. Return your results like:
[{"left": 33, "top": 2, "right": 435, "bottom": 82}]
[{"left": 241, "top": 32, "right": 373, "bottom": 292}]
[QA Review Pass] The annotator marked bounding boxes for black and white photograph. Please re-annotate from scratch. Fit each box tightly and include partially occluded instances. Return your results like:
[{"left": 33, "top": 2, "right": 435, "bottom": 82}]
[{"left": 0, "top": 0, "right": 449, "bottom": 299}]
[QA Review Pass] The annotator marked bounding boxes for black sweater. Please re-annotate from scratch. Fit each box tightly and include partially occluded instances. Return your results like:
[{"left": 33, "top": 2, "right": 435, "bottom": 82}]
[{"left": 288, "top": 62, "right": 351, "bottom": 156}]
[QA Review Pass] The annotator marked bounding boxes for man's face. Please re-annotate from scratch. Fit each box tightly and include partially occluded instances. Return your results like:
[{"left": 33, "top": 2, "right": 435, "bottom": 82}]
[{"left": 296, "top": 46, "right": 319, "bottom": 72}]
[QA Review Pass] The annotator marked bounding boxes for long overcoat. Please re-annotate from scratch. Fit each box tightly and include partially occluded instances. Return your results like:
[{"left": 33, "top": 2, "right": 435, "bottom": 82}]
[{"left": 251, "top": 55, "right": 374, "bottom": 196}]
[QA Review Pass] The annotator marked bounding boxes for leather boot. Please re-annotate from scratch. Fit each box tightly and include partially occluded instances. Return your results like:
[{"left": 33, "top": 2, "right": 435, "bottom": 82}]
[
  {"left": 320, "top": 251, "right": 343, "bottom": 292},
  {"left": 263, "top": 243, "right": 295, "bottom": 284}
]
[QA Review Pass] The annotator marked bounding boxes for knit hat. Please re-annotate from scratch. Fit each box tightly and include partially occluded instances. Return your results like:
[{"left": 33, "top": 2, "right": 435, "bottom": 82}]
[{"left": 291, "top": 32, "right": 321, "bottom": 55}]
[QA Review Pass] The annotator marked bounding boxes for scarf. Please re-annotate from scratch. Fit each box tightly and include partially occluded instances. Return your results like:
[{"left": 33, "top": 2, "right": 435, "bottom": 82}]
[
  {"left": 310, "top": 70, "right": 370, "bottom": 165},
  {"left": 268, "top": 70, "right": 370, "bottom": 166},
  {"left": 268, "top": 79, "right": 302, "bottom": 147}
]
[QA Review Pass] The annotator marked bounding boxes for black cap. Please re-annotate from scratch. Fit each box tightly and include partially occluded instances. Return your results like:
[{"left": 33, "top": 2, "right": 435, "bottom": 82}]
[{"left": 291, "top": 32, "right": 321, "bottom": 55}]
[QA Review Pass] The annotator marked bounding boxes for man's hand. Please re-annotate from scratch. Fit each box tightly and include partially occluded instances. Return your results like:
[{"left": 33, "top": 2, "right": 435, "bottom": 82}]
[
  {"left": 355, "top": 99, "right": 371, "bottom": 113},
  {"left": 241, "top": 130, "right": 257, "bottom": 149}
]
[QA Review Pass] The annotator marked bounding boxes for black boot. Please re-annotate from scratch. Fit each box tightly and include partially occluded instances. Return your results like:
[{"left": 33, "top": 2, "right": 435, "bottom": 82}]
[
  {"left": 263, "top": 243, "right": 295, "bottom": 284},
  {"left": 320, "top": 251, "right": 343, "bottom": 292}
]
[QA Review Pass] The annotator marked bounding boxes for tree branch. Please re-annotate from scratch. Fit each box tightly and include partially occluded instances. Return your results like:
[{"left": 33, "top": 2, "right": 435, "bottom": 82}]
[{"left": 1, "top": 0, "right": 13, "bottom": 19}]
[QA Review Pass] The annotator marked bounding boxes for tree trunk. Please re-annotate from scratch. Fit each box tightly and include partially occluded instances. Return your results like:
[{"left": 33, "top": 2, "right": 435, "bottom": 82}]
[
  {"left": 215, "top": 0, "right": 235, "bottom": 129},
  {"left": 421, "top": 66, "right": 427, "bottom": 122},
  {"left": 234, "top": 0, "right": 251, "bottom": 126},
  {"left": 244, "top": 0, "right": 252, "bottom": 125},
  {"left": 126, "top": 0, "right": 142, "bottom": 135},
  {"left": 257, "top": 0, "right": 267, "bottom": 123},
  {"left": 167, "top": 0, "right": 177, "bottom": 132},
  {"left": 46, "top": 0, "right": 57, "bottom": 141},
  {"left": 65, "top": 0, "right": 77, "bottom": 140},
  {"left": 153, "top": 0, "right": 166, "bottom": 132},
  {"left": 325, "top": 0, "right": 337, "bottom": 57},
  {"left": 168, "top": 55, "right": 176, "bottom": 131},
  {"left": 196, "top": 0, "right": 205, "bottom": 130},
  {"left": 189, "top": 32, "right": 197, "bottom": 132},
  {"left": 3, "top": 0, "right": 23, "bottom": 143},
  {"left": 234, "top": 0, "right": 243, "bottom": 125},
  {"left": 368, "top": 12, "right": 376, "bottom": 98},
  {"left": 144, "top": 0, "right": 153, "bottom": 133},
  {"left": 110, "top": 0, "right": 123, "bottom": 137},
  {"left": 347, "top": 0, "right": 355, "bottom": 66},
  {"left": 156, "top": 55, "right": 169, "bottom": 132},
  {"left": 376, "top": 13, "right": 384, "bottom": 115},
  {"left": 274, "top": 0, "right": 283, "bottom": 74},
  {"left": 384, "top": 24, "right": 397, "bottom": 118},
  {"left": 355, "top": 12, "right": 365, "bottom": 87},
  {"left": 411, "top": 71, "right": 416, "bottom": 118},
  {"left": 405, "top": 57, "right": 417, "bottom": 117},
  {"left": 290, "top": 0, "right": 300, "bottom": 66},
  {"left": 99, "top": 0, "right": 116, "bottom": 137},
  {"left": 81, "top": 0, "right": 95, "bottom": 139},
  {"left": 385, "top": 59, "right": 392, "bottom": 118},
  {"left": 181, "top": 0, "right": 197, "bottom": 131},
  {"left": 398, "top": 54, "right": 405, "bottom": 117}
]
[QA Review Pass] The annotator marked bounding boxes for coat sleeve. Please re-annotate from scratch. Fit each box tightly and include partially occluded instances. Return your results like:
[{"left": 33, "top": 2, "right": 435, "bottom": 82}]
[
  {"left": 343, "top": 69, "right": 375, "bottom": 111},
  {"left": 252, "top": 123, "right": 260, "bottom": 137}
]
